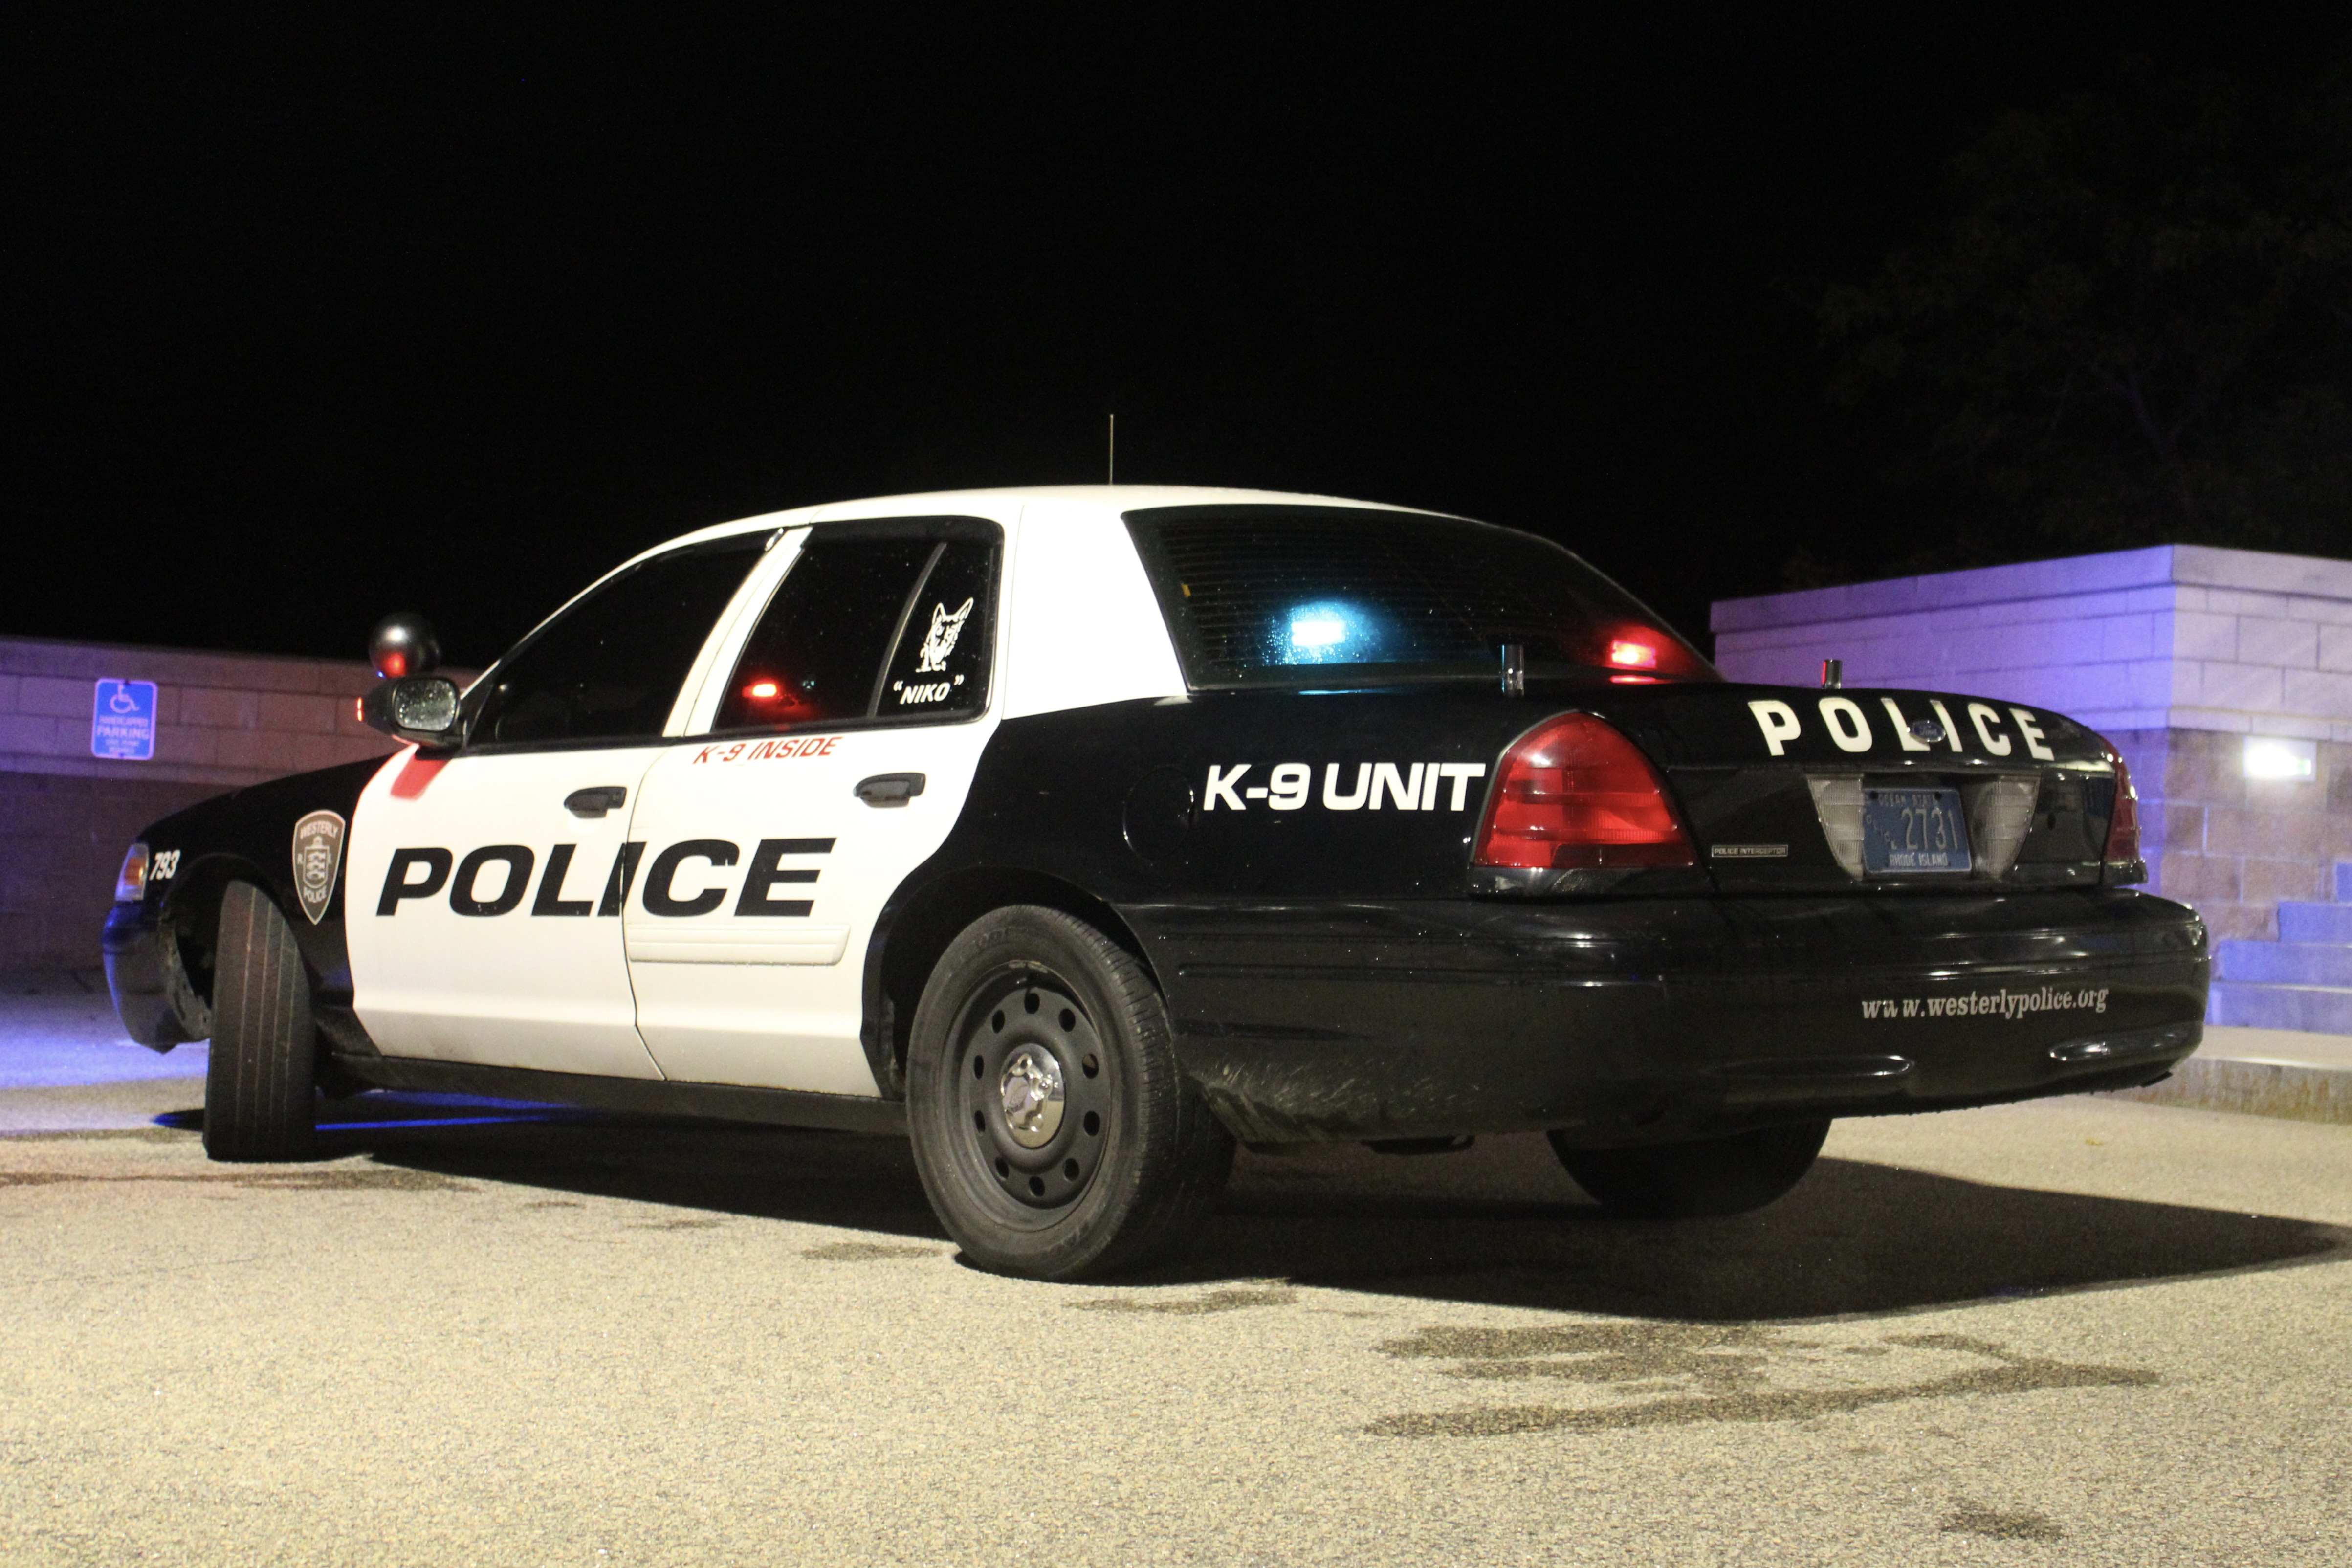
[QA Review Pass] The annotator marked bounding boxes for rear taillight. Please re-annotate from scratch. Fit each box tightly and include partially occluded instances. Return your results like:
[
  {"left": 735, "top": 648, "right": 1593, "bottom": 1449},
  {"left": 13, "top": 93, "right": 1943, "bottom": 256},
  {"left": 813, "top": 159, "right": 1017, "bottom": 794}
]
[
  {"left": 1473, "top": 713, "right": 1695, "bottom": 870},
  {"left": 115, "top": 842, "right": 150, "bottom": 903},
  {"left": 2103, "top": 747, "right": 2142, "bottom": 865}
]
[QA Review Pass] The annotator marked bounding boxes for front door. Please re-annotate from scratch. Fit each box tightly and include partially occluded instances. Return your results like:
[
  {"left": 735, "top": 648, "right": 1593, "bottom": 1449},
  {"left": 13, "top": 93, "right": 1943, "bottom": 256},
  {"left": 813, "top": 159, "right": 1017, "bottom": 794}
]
[
  {"left": 623, "top": 519, "right": 1001, "bottom": 1094},
  {"left": 348, "top": 531, "right": 772, "bottom": 1074},
  {"left": 348, "top": 746, "right": 666, "bottom": 1074}
]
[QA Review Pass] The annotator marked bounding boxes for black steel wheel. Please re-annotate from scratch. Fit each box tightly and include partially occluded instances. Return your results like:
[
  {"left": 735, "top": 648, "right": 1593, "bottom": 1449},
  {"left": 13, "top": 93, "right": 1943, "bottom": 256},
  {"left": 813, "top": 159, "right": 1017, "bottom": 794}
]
[
  {"left": 203, "top": 881, "right": 320, "bottom": 1162},
  {"left": 906, "top": 906, "right": 1233, "bottom": 1280},
  {"left": 1548, "top": 1119, "right": 1830, "bottom": 1219}
]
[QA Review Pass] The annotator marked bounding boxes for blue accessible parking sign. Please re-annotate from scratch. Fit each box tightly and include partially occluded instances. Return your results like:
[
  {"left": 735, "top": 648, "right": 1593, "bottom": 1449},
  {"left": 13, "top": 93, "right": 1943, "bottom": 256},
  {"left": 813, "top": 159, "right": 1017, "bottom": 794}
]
[{"left": 91, "top": 679, "right": 159, "bottom": 761}]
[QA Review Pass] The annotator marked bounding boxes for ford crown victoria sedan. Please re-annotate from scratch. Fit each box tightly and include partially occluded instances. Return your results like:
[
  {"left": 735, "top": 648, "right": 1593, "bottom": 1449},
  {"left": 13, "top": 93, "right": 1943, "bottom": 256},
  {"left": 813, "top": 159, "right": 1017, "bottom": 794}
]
[{"left": 102, "top": 486, "right": 2209, "bottom": 1279}]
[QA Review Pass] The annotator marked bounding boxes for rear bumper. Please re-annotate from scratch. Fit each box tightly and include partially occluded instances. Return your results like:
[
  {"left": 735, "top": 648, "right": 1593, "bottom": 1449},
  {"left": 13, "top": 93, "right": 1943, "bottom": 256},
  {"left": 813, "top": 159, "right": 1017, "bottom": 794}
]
[{"left": 1127, "top": 890, "right": 2209, "bottom": 1144}]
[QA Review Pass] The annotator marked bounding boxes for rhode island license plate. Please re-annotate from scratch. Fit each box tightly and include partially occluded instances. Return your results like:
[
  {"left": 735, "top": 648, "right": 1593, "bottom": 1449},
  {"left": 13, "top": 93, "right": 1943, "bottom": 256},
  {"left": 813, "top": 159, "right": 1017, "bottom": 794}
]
[{"left": 1862, "top": 787, "right": 1973, "bottom": 874}]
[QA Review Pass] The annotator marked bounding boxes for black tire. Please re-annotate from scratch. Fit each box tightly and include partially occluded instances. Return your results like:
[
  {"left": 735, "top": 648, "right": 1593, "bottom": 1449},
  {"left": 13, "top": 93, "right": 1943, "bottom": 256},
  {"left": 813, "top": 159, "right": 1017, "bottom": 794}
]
[
  {"left": 202, "top": 881, "right": 319, "bottom": 1162},
  {"left": 905, "top": 906, "right": 1234, "bottom": 1281},
  {"left": 1548, "top": 1119, "right": 1830, "bottom": 1219}
]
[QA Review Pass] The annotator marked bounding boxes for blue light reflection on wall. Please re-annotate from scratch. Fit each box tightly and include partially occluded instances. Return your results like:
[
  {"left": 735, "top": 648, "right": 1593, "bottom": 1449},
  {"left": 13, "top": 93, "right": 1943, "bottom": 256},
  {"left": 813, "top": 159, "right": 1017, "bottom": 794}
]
[{"left": 1271, "top": 600, "right": 1389, "bottom": 665}]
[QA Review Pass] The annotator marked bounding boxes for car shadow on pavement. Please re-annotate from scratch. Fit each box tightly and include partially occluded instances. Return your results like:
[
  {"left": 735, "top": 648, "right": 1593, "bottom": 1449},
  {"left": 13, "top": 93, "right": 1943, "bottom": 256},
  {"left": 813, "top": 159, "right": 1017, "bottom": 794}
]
[
  {"left": 308, "top": 1111, "right": 956, "bottom": 1241},
  {"left": 309, "top": 1104, "right": 2351, "bottom": 1323},
  {"left": 1190, "top": 1158, "right": 2349, "bottom": 1321}
]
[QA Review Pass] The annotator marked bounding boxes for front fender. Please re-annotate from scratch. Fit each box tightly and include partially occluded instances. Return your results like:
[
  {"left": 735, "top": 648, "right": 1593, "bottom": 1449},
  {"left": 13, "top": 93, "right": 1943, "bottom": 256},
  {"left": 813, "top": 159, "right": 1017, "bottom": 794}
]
[{"left": 102, "top": 901, "right": 212, "bottom": 1051}]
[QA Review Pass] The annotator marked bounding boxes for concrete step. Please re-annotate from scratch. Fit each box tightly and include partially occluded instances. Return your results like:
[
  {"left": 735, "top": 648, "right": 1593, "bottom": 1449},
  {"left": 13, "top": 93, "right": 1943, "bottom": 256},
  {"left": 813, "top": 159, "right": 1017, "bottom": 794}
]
[
  {"left": 2207, "top": 980, "right": 2352, "bottom": 1035},
  {"left": 2214, "top": 938, "right": 2352, "bottom": 987},
  {"left": 2110, "top": 1025, "right": 2352, "bottom": 1124},
  {"left": 2274, "top": 901, "right": 2352, "bottom": 944},
  {"left": 2197, "top": 1025, "right": 2352, "bottom": 1072}
]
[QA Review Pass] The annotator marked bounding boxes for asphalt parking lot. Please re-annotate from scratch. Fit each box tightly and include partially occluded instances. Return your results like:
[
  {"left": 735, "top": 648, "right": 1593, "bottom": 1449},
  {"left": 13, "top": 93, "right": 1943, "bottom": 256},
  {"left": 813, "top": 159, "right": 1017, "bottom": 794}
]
[{"left": 3, "top": 972, "right": 2348, "bottom": 1566}]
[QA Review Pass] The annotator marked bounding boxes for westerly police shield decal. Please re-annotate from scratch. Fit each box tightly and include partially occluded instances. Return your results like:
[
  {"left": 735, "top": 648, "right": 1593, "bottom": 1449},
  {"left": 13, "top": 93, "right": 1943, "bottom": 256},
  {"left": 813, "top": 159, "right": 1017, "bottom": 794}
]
[{"left": 290, "top": 810, "right": 346, "bottom": 925}]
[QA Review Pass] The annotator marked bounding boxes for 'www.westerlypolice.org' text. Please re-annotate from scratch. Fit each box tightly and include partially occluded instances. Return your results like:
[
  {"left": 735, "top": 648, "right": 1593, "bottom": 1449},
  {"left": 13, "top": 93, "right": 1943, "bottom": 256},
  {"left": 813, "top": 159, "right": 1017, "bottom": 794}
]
[{"left": 1859, "top": 986, "right": 2110, "bottom": 1021}]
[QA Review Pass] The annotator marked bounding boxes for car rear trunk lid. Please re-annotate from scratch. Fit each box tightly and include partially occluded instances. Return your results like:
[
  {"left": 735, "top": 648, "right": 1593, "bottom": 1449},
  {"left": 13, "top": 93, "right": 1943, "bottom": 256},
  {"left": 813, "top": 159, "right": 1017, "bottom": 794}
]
[{"left": 1601, "top": 684, "right": 2126, "bottom": 895}]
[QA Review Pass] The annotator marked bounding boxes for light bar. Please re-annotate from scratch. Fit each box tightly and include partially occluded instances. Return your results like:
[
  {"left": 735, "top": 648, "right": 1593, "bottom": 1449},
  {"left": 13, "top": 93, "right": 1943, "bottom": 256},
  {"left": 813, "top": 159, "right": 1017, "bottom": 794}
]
[{"left": 1606, "top": 639, "right": 1657, "bottom": 669}]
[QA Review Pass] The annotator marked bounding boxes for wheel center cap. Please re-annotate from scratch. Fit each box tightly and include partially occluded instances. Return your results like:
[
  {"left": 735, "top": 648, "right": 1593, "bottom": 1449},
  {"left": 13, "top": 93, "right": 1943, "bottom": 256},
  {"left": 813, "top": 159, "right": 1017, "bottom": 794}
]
[{"left": 998, "top": 1044, "right": 1066, "bottom": 1148}]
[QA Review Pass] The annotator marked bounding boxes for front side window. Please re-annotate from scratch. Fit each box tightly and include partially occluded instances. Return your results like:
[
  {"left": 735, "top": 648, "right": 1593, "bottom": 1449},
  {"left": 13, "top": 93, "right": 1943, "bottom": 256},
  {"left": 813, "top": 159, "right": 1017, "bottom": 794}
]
[
  {"left": 471, "top": 534, "right": 768, "bottom": 747},
  {"left": 1126, "top": 505, "right": 1715, "bottom": 689},
  {"left": 713, "top": 526, "right": 996, "bottom": 731}
]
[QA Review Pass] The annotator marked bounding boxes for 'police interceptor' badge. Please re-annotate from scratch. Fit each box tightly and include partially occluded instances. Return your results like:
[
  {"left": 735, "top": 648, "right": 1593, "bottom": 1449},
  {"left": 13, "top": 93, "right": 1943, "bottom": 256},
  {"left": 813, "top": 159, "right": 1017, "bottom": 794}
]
[{"left": 291, "top": 810, "right": 346, "bottom": 925}]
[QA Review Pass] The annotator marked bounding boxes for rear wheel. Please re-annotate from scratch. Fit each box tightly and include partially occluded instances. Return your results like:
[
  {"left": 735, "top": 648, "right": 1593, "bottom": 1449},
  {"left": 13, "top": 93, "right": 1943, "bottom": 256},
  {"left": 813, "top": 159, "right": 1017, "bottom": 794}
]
[
  {"left": 1549, "top": 1120, "right": 1829, "bottom": 1218},
  {"left": 905, "top": 906, "right": 1233, "bottom": 1280},
  {"left": 202, "top": 882, "right": 319, "bottom": 1162}
]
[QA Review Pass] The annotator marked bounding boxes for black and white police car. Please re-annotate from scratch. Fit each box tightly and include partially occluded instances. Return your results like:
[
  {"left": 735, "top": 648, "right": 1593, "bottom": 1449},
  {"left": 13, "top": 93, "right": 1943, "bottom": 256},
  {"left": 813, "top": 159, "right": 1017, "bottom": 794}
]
[{"left": 103, "top": 487, "right": 2209, "bottom": 1279}]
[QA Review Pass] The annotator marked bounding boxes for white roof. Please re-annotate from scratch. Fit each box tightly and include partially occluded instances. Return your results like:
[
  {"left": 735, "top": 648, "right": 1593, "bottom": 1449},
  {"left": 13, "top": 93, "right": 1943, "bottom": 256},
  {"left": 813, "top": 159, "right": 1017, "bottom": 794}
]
[{"left": 654, "top": 485, "right": 1438, "bottom": 552}]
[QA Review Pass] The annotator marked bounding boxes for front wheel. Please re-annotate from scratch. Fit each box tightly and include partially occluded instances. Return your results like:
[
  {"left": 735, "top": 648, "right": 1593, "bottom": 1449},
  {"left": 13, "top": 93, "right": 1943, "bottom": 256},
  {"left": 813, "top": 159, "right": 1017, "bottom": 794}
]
[
  {"left": 905, "top": 906, "right": 1233, "bottom": 1281},
  {"left": 1549, "top": 1120, "right": 1830, "bottom": 1218},
  {"left": 202, "top": 881, "right": 320, "bottom": 1162}
]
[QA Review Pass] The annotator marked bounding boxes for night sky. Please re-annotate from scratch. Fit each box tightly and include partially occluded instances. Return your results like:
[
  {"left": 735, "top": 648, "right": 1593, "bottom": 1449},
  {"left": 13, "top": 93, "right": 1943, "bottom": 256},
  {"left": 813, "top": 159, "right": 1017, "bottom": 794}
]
[{"left": 8, "top": 5, "right": 2344, "bottom": 667}]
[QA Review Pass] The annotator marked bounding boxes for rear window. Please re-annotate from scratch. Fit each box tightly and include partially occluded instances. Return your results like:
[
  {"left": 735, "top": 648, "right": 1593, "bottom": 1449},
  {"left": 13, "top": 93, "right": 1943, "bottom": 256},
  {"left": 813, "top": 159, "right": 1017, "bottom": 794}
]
[{"left": 1124, "top": 505, "right": 1715, "bottom": 689}]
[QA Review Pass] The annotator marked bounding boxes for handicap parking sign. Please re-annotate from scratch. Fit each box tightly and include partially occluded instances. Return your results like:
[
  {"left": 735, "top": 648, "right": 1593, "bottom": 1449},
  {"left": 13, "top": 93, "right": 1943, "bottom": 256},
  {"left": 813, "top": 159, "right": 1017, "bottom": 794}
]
[{"left": 91, "top": 679, "right": 158, "bottom": 761}]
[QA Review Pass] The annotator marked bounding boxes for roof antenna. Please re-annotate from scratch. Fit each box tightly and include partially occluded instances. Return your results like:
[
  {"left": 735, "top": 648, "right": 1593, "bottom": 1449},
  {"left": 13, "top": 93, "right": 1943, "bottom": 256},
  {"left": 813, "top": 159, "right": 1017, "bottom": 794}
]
[{"left": 1107, "top": 413, "right": 1116, "bottom": 485}]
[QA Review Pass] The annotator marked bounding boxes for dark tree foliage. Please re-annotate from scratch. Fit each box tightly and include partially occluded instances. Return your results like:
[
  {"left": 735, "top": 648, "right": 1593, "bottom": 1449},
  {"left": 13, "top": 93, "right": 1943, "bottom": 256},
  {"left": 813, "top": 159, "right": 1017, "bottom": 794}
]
[{"left": 1817, "top": 55, "right": 2352, "bottom": 580}]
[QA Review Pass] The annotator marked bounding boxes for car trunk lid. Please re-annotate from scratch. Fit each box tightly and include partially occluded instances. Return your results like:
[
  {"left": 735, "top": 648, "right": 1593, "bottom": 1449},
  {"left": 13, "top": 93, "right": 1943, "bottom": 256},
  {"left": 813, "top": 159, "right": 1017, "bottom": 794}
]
[{"left": 1598, "top": 683, "right": 2126, "bottom": 895}]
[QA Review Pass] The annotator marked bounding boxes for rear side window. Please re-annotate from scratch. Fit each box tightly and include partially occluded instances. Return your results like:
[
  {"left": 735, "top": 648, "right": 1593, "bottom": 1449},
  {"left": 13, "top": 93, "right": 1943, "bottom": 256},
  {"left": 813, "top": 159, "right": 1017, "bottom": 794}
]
[
  {"left": 472, "top": 534, "right": 767, "bottom": 746},
  {"left": 875, "top": 539, "right": 992, "bottom": 717},
  {"left": 1125, "top": 504, "right": 1715, "bottom": 689},
  {"left": 714, "top": 530, "right": 996, "bottom": 731}
]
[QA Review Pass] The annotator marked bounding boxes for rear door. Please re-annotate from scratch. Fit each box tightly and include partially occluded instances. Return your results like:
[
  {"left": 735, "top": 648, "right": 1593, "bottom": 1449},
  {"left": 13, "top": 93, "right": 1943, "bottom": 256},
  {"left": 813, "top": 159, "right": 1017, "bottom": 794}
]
[
  {"left": 623, "top": 517, "right": 1002, "bottom": 1094},
  {"left": 347, "top": 533, "right": 771, "bottom": 1074}
]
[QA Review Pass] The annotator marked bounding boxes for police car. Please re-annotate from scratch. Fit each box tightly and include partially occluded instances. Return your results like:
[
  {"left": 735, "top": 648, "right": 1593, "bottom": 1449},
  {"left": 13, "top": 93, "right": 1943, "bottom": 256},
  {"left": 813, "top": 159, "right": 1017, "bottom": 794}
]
[{"left": 102, "top": 487, "right": 2210, "bottom": 1280}]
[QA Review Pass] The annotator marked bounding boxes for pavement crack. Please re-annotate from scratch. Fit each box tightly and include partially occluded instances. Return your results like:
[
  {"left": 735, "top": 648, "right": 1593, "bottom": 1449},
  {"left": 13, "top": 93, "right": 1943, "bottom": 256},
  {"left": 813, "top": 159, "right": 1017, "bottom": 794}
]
[
  {"left": 1367, "top": 1321, "right": 2156, "bottom": 1436},
  {"left": 800, "top": 1241, "right": 942, "bottom": 1261},
  {"left": 1071, "top": 1285, "right": 1297, "bottom": 1315},
  {"left": 1941, "top": 1500, "right": 2065, "bottom": 1541}
]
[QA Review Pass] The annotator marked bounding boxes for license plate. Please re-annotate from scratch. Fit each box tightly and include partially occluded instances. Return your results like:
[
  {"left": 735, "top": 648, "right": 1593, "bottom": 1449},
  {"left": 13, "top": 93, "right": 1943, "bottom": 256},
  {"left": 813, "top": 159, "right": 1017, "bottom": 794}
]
[{"left": 1862, "top": 787, "right": 1972, "bottom": 874}]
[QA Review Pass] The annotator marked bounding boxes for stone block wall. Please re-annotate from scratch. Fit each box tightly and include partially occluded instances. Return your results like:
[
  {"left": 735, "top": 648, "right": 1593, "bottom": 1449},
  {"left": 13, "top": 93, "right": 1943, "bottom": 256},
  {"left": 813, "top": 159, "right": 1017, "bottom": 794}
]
[
  {"left": 0, "top": 636, "right": 401, "bottom": 789},
  {"left": 0, "top": 772, "right": 224, "bottom": 968},
  {"left": 0, "top": 636, "right": 472, "bottom": 968},
  {"left": 2108, "top": 728, "right": 2352, "bottom": 941},
  {"left": 1712, "top": 544, "right": 2352, "bottom": 742}
]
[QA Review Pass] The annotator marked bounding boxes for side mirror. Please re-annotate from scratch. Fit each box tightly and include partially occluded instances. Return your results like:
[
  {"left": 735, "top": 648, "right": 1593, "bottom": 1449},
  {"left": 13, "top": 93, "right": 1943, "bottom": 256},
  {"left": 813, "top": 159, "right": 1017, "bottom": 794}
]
[
  {"left": 362, "top": 612, "right": 458, "bottom": 748},
  {"left": 361, "top": 676, "right": 464, "bottom": 750}
]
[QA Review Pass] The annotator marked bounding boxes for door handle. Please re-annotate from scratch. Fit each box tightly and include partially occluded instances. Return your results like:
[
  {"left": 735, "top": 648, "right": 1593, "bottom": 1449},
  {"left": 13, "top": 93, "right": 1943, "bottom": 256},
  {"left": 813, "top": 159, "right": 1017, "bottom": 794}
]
[
  {"left": 564, "top": 786, "right": 629, "bottom": 818},
  {"left": 854, "top": 773, "right": 925, "bottom": 808}
]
